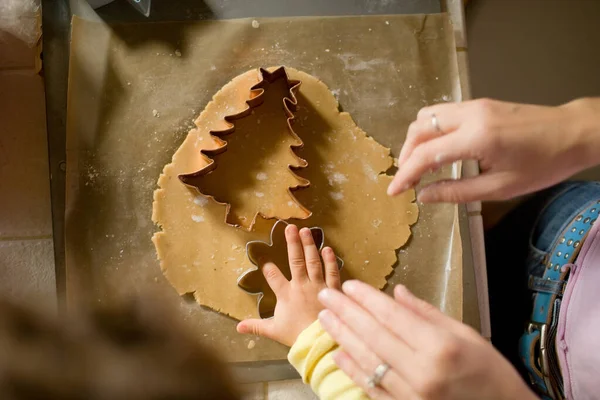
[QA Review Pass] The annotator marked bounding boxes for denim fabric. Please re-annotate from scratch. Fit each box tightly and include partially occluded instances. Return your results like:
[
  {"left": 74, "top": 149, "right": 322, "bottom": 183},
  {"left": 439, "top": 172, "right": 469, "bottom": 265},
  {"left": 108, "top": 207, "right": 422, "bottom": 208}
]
[
  {"left": 527, "top": 182, "right": 600, "bottom": 278},
  {"left": 485, "top": 181, "right": 600, "bottom": 382}
]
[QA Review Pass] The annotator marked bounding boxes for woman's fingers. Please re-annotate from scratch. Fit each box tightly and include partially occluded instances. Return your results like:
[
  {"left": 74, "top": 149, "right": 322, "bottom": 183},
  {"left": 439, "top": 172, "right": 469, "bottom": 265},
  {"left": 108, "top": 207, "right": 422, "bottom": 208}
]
[
  {"left": 299, "top": 227, "right": 324, "bottom": 283},
  {"left": 319, "top": 310, "right": 390, "bottom": 381},
  {"left": 416, "top": 101, "right": 463, "bottom": 120},
  {"left": 416, "top": 173, "right": 509, "bottom": 203},
  {"left": 397, "top": 119, "right": 446, "bottom": 166},
  {"left": 261, "top": 261, "right": 287, "bottom": 296},
  {"left": 319, "top": 310, "right": 418, "bottom": 399},
  {"left": 284, "top": 225, "right": 308, "bottom": 281},
  {"left": 332, "top": 350, "right": 397, "bottom": 400},
  {"left": 388, "top": 132, "right": 472, "bottom": 196},
  {"left": 318, "top": 289, "right": 416, "bottom": 378},
  {"left": 398, "top": 108, "right": 463, "bottom": 166},
  {"left": 339, "top": 281, "right": 438, "bottom": 350},
  {"left": 322, "top": 247, "right": 341, "bottom": 290},
  {"left": 393, "top": 285, "right": 458, "bottom": 332}
]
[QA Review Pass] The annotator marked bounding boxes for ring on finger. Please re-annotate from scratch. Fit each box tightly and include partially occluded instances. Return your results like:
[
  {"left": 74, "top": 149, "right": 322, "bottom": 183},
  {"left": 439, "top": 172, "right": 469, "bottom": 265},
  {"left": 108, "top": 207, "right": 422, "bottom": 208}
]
[
  {"left": 367, "top": 363, "right": 391, "bottom": 389},
  {"left": 431, "top": 113, "right": 442, "bottom": 133}
]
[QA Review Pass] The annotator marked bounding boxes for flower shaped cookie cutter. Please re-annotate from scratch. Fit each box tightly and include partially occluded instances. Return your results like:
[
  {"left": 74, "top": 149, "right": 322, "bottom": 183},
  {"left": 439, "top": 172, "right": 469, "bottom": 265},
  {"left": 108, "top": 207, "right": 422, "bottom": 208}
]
[{"left": 237, "top": 220, "right": 344, "bottom": 319}]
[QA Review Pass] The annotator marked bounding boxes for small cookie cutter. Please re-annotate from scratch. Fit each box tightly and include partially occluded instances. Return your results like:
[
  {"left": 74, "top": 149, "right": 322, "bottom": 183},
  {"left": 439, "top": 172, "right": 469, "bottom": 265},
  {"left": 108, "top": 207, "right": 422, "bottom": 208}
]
[
  {"left": 237, "top": 220, "right": 344, "bottom": 319},
  {"left": 179, "top": 67, "right": 311, "bottom": 231}
]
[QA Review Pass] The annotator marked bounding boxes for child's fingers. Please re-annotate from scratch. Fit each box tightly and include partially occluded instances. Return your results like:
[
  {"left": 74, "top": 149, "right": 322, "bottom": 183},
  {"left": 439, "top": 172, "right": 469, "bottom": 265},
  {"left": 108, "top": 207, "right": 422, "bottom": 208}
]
[
  {"left": 299, "top": 228, "right": 324, "bottom": 283},
  {"left": 322, "top": 247, "right": 341, "bottom": 290},
  {"left": 237, "top": 318, "right": 275, "bottom": 341},
  {"left": 285, "top": 225, "right": 308, "bottom": 282},
  {"left": 262, "top": 261, "right": 287, "bottom": 296}
]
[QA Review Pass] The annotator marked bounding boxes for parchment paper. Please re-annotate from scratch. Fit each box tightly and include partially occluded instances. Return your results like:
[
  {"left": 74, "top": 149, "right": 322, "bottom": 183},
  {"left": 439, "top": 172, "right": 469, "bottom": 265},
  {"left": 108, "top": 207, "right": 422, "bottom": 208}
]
[{"left": 66, "top": 13, "right": 463, "bottom": 362}]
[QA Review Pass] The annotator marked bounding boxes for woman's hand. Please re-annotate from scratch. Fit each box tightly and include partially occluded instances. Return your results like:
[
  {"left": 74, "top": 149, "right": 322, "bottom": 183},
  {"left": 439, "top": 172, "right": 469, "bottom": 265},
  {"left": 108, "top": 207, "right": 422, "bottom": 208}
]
[
  {"left": 388, "top": 98, "right": 600, "bottom": 203},
  {"left": 318, "top": 281, "right": 537, "bottom": 400},
  {"left": 237, "top": 225, "right": 342, "bottom": 347}
]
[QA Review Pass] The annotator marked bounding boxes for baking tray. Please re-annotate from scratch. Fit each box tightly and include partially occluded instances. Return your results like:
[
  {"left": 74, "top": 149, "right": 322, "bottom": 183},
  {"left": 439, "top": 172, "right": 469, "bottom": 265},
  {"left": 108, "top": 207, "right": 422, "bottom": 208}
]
[{"left": 44, "top": 0, "right": 486, "bottom": 383}]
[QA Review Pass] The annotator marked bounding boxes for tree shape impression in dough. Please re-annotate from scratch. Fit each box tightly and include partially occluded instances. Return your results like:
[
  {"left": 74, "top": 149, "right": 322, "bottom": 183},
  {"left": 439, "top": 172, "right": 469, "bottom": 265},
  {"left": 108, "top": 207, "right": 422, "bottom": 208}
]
[
  {"left": 238, "top": 220, "right": 343, "bottom": 319},
  {"left": 179, "top": 67, "right": 311, "bottom": 231}
]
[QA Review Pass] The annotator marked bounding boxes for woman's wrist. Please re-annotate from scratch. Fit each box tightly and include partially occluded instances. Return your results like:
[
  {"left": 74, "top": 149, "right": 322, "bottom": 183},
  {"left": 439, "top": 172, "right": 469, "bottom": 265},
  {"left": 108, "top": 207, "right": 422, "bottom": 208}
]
[{"left": 560, "top": 97, "right": 600, "bottom": 172}]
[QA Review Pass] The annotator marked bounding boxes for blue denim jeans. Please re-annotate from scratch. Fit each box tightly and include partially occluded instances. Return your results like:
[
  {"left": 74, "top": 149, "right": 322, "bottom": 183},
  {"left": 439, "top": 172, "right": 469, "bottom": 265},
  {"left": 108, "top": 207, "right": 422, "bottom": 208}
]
[
  {"left": 527, "top": 181, "right": 600, "bottom": 277},
  {"left": 485, "top": 181, "right": 600, "bottom": 382}
]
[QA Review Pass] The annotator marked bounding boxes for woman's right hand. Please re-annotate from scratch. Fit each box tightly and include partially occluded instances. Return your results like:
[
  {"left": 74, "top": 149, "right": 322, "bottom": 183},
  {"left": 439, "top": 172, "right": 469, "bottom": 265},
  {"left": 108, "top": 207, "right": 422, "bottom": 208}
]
[{"left": 388, "top": 98, "right": 600, "bottom": 203}]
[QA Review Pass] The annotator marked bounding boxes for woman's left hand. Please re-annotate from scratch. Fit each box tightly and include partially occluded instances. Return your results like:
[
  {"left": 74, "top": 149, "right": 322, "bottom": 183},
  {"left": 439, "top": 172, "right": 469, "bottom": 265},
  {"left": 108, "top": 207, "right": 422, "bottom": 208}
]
[{"left": 318, "top": 281, "right": 536, "bottom": 400}]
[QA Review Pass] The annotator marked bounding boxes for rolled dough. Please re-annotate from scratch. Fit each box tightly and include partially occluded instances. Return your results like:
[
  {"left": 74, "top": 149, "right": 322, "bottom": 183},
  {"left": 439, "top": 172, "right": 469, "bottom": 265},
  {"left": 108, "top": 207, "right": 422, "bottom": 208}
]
[{"left": 152, "top": 67, "right": 418, "bottom": 320}]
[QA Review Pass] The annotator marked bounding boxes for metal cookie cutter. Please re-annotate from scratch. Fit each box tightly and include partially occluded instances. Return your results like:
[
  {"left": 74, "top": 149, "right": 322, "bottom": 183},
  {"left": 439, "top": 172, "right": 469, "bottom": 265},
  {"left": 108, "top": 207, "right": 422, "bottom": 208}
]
[
  {"left": 126, "top": 0, "right": 151, "bottom": 17},
  {"left": 237, "top": 220, "right": 344, "bottom": 319},
  {"left": 179, "top": 67, "right": 311, "bottom": 231}
]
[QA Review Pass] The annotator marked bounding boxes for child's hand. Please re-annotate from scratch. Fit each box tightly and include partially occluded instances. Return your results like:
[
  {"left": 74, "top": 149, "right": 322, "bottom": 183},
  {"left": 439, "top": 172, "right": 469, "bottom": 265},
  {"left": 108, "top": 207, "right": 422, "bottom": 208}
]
[{"left": 237, "top": 224, "right": 342, "bottom": 347}]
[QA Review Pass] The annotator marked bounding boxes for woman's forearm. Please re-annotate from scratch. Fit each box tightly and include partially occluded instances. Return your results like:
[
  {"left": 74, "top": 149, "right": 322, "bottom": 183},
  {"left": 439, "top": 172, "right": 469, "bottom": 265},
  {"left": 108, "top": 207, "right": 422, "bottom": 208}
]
[{"left": 561, "top": 97, "right": 600, "bottom": 173}]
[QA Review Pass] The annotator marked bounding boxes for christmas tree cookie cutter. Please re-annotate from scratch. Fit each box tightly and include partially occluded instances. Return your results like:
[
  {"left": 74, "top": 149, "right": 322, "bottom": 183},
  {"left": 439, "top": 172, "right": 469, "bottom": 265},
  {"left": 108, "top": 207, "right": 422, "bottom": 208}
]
[
  {"left": 179, "top": 67, "right": 311, "bottom": 231},
  {"left": 237, "top": 220, "right": 344, "bottom": 319}
]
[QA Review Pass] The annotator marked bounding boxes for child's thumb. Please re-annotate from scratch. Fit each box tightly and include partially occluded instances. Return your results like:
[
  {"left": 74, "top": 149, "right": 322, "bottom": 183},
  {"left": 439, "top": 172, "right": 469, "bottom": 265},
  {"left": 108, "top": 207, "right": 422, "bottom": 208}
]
[{"left": 236, "top": 319, "right": 275, "bottom": 340}]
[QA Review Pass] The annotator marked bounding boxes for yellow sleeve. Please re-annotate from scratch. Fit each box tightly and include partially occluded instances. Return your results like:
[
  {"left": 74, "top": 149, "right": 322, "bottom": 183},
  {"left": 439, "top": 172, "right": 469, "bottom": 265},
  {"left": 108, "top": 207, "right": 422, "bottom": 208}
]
[{"left": 288, "top": 320, "right": 369, "bottom": 400}]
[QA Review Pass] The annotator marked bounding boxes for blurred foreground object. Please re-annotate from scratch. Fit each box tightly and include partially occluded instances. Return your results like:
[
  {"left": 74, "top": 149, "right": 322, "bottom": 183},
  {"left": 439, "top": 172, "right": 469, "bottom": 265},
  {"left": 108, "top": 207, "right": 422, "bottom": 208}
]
[{"left": 0, "top": 297, "right": 239, "bottom": 400}]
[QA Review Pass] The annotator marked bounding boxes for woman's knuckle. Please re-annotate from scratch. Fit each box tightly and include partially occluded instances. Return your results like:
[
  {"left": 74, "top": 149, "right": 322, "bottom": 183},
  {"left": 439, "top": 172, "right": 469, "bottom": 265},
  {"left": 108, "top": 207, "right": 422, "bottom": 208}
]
[
  {"left": 422, "top": 148, "right": 441, "bottom": 167},
  {"left": 475, "top": 97, "right": 494, "bottom": 112},
  {"left": 469, "top": 99, "right": 489, "bottom": 119},
  {"left": 407, "top": 121, "right": 421, "bottom": 138},
  {"left": 341, "top": 365, "right": 359, "bottom": 383},
  {"left": 417, "top": 106, "right": 431, "bottom": 119},
  {"left": 435, "top": 338, "right": 461, "bottom": 367},
  {"left": 377, "top": 307, "right": 397, "bottom": 327},
  {"left": 418, "top": 300, "right": 439, "bottom": 318},
  {"left": 416, "top": 376, "right": 444, "bottom": 399},
  {"left": 412, "top": 146, "right": 428, "bottom": 162},
  {"left": 439, "top": 186, "right": 461, "bottom": 204}
]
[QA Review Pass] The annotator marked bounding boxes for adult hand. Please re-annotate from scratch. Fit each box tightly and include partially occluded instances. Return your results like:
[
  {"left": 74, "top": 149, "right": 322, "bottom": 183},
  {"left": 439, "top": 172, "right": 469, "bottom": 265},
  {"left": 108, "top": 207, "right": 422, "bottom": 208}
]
[
  {"left": 388, "top": 98, "right": 600, "bottom": 203},
  {"left": 318, "top": 281, "right": 537, "bottom": 400},
  {"left": 237, "top": 225, "right": 342, "bottom": 347}
]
